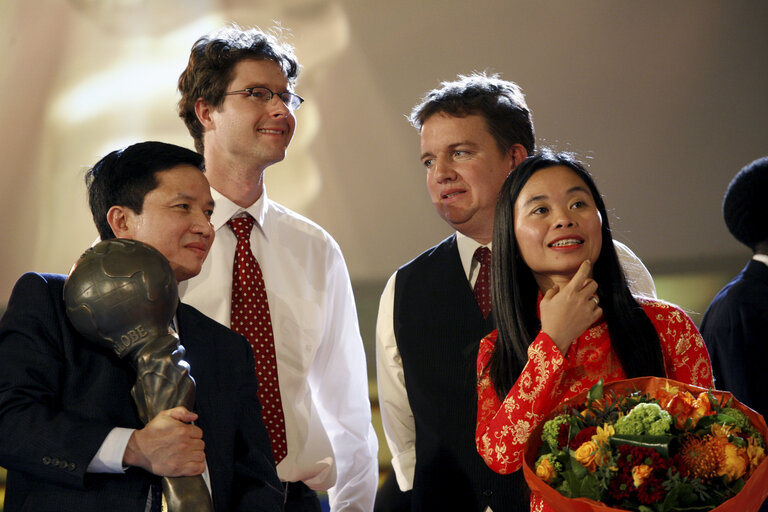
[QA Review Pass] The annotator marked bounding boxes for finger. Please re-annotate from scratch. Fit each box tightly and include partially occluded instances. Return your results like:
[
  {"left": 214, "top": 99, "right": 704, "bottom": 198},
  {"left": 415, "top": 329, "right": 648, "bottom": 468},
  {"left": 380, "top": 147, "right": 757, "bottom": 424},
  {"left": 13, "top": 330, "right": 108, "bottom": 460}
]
[
  {"left": 165, "top": 407, "right": 198, "bottom": 423},
  {"left": 543, "top": 285, "right": 559, "bottom": 300},
  {"left": 566, "top": 260, "right": 592, "bottom": 290},
  {"left": 180, "top": 461, "right": 206, "bottom": 477},
  {"left": 186, "top": 425, "right": 204, "bottom": 440},
  {"left": 582, "top": 279, "right": 598, "bottom": 297}
]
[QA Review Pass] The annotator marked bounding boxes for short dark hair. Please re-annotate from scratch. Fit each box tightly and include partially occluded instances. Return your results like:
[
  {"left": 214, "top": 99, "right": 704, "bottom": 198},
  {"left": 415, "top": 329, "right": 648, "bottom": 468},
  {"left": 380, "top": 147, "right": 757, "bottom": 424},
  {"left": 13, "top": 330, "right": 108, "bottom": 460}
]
[
  {"left": 409, "top": 72, "right": 535, "bottom": 155},
  {"left": 178, "top": 24, "right": 300, "bottom": 154},
  {"left": 722, "top": 156, "right": 768, "bottom": 251},
  {"left": 487, "top": 151, "right": 664, "bottom": 399},
  {"left": 86, "top": 141, "right": 204, "bottom": 240}
]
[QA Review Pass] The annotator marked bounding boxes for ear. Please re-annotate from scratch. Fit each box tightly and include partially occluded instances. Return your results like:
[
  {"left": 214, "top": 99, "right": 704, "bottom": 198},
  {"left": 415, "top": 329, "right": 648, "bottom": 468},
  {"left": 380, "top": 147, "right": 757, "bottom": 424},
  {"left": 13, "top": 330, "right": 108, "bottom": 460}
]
[
  {"left": 507, "top": 143, "right": 529, "bottom": 171},
  {"left": 195, "top": 97, "right": 216, "bottom": 130},
  {"left": 106, "top": 205, "right": 134, "bottom": 239}
]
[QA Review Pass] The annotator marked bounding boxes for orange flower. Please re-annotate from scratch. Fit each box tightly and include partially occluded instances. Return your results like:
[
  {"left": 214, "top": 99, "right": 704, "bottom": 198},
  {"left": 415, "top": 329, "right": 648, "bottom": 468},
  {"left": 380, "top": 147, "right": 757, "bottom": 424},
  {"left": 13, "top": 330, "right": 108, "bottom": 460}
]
[
  {"left": 536, "top": 456, "right": 557, "bottom": 484},
  {"left": 746, "top": 436, "right": 766, "bottom": 476},
  {"left": 681, "top": 433, "right": 750, "bottom": 482},
  {"left": 680, "top": 434, "right": 720, "bottom": 480},
  {"left": 632, "top": 464, "right": 653, "bottom": 487},
  {"left": 573, "top": 441, "right": 609, "bottom": 473},
  {"left": 664, "top": 391, "right": 712, "bottom": 429},
  {"left": 654, "top": 381, "right": 680, "bottom": 406},
  {"left": 710, "top": 423, "right": 733, "bottom": 438},
  {"left": 719, "top": 441, "right": 748, "bottom": 481},
  {"left": 693, "top": 391, "right": 712, "bottom": 419}
]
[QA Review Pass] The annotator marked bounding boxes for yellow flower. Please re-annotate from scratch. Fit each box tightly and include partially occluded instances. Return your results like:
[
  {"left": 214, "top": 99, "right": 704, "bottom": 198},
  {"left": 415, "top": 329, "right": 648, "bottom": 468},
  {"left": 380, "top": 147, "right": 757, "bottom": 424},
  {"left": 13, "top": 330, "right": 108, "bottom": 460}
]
[
  {"left": 710, "top": 423, "right": 733, "bottom": 438},
  {"left": 593, "top": 423, "right": 615, "bottom": 447},
  {"left": 632, "top": 465, "right": 653, "bottom": 487},
  {"left": 718, "top": 441, "right": 748, "bottom": 482},
  {"left": 747, "top": 437, "right": 766, "bottom": 475},
  {"left": 574, "top": 441, "right": 600, "bottom": 473},
  {"left": 536, "top": 456, "right": 556, "bottom": 484}
]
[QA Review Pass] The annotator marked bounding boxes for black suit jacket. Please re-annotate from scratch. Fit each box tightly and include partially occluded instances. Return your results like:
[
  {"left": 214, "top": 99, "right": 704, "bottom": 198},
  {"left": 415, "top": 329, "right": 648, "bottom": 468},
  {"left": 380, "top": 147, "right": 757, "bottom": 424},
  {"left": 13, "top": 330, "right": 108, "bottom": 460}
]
[
  {"left": 701, "top": 260, "right": 768, "bottom": 420},
  {"left": 0, "top": 272, "right": 283, "bottom": 512}
]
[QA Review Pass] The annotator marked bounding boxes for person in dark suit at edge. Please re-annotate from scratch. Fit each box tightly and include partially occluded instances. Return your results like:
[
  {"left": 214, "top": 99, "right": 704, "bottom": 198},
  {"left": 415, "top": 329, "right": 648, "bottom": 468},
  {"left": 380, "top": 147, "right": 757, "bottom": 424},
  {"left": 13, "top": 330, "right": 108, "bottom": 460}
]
[
  {"left": 374, "top": 73, "right": 657, "bottom": 511},
  {"left": 0, "top": 141, "right": 283, "bottom": 511},
  {"left": 700, "top": 155, "right": 768, "bottom": 512}
]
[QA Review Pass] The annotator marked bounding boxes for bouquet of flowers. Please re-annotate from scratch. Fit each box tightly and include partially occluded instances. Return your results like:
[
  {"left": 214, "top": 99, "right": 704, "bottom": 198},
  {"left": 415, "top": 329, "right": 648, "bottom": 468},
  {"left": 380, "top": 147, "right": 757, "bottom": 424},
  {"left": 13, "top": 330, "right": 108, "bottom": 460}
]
[{"left": 523, "top": 377, "right": 768, "bottom": 512}]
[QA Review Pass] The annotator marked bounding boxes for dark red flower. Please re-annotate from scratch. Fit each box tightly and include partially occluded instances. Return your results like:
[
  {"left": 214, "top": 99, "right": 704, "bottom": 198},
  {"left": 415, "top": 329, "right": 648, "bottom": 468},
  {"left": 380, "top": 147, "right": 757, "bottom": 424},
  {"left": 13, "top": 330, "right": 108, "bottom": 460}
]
[
  {"left": 607, "top": 444, "right": 674, "bottom": 505},
  {"left": 569, "top": 426, "right": 597, "bottom": 450},
  {"left": 636, "top": 473, "right": 665, "bottom": 504}
]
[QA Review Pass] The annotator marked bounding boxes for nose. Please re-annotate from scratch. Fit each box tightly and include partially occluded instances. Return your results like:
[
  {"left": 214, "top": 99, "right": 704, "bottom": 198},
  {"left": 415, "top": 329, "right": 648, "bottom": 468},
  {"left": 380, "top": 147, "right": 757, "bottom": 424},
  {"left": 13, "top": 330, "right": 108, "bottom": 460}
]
[
  {"left": 554, "top": 208, "right": 576, "bottom": 228},
  {"left": 192, "top": 211, "right": 214, "bottom": 238},
  {"left": 268, "top": 94, "right": 291, "bottom": 118},
  {"left": 432, "top": 158, "right": 457, "bottom": 183}
]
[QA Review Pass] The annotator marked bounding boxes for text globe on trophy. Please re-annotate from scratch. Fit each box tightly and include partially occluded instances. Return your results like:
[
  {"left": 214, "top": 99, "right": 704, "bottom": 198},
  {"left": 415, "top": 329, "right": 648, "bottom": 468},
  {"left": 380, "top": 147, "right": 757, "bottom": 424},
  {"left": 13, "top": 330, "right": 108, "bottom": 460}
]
[{"left": 63, "top": 239, "right": 178, "bottom": 359}]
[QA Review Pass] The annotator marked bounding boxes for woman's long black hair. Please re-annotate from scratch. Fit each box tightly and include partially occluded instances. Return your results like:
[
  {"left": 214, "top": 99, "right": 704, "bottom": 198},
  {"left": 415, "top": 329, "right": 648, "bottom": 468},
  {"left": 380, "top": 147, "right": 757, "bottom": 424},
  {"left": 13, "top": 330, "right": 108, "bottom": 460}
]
[{"left": 487, "top": 151, "right": 665, "bottom": 400}]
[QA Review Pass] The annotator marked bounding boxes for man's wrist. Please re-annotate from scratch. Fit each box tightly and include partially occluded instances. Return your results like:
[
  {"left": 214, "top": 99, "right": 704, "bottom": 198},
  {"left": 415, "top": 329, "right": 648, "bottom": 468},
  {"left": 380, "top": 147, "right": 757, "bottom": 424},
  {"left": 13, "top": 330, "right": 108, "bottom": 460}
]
[{"left": 88, "top": 427, "right": 135, "bottom": 473}]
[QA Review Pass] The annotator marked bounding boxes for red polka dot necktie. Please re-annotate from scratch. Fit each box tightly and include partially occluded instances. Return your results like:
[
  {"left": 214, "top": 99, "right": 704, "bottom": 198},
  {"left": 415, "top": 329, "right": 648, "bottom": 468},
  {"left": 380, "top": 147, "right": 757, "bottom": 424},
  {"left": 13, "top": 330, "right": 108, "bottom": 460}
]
[
  {"left": 473, "top": 246, "right": 492, "bottom": 319},
  {"left": 227, "top": 214, "right": 287, "bottom": 463}
]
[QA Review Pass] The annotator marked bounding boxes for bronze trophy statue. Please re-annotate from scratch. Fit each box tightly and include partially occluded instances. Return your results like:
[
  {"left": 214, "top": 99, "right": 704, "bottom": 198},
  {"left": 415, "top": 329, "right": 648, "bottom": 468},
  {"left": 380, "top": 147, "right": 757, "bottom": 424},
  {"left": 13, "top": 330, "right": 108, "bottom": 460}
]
[{"left": 63, "top": 239, "right": 213, "bottom": 512}]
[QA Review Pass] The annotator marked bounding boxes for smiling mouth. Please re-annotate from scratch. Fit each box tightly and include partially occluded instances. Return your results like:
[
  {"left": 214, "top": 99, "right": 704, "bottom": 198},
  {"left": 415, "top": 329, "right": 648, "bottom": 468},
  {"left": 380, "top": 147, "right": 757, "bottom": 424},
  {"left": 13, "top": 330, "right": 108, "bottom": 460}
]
[
  {"left": 442, "top": 191, "right": 465, "bottom": 199},
  {"left": 186, "top": 243, "right": 208, "bottom": 255},
  {"left": 258, "top": 128, "right": 283, "bottom": 135},
  {"left": 548, "top": 238, "right": 583, "bottom": 248}
]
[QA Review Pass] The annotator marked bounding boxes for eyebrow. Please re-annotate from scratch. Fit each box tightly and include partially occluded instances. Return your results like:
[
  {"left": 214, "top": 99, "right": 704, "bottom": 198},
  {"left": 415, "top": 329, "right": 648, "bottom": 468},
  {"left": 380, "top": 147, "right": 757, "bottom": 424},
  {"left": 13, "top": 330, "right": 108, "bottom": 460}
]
[
  {"left": 243, "top": 82, "right": 292, "bottom": 93},
  {"left": 420, "top": 140, "right": 478, "bottom": 161},
  {"left": 171, "top": 192, "right": 215, "bottom": 208},
  {"left": 520, "top": 185, "right": 591, "bottom": 207}
]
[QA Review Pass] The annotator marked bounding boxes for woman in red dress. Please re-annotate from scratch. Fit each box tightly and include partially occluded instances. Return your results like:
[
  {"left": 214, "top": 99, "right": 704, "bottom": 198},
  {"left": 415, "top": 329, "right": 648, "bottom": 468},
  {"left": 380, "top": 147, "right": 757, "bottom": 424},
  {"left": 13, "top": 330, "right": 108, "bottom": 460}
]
[{"left": 475, "top": 151, "right": 713, "bottom": 511}]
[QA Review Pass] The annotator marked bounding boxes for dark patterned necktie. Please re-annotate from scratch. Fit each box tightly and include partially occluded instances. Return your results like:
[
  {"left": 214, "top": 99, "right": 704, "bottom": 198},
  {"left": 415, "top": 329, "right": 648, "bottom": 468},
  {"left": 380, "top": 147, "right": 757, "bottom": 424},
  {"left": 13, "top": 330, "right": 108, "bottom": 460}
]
[
  {"left": 473, "top": 247, "right": 492, "bottom": 319},
  {"left": 228, "top": 214, "right": 287, "bottom": 463}
]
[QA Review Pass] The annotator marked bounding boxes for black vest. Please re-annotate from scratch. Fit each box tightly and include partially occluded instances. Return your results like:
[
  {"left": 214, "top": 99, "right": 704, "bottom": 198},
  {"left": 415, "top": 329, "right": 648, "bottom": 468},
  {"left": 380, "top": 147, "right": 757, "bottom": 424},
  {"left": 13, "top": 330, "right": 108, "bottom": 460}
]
[{"left": 393, "top": 235, "right": 528, "bottom": 511}]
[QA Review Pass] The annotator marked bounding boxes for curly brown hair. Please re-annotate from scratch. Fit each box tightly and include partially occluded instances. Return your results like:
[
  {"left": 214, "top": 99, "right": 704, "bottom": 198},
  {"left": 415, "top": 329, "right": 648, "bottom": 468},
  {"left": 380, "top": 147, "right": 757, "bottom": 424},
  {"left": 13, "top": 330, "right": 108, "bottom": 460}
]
[{"left": 177, "top": 24, "right": 300, "bottom": 153}]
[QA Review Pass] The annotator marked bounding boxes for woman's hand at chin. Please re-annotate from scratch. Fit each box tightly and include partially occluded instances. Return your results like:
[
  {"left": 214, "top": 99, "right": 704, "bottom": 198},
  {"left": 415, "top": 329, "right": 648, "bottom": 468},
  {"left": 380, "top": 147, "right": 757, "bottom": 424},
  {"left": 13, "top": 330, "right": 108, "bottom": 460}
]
[{"left": 539, "top": 260, "right": 603, "bottom": 355}]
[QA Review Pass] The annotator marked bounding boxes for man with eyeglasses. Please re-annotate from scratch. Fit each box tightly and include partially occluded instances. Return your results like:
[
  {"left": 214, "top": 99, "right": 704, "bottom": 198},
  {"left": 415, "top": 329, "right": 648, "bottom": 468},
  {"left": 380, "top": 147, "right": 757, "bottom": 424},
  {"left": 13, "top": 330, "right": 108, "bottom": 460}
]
[{"left": 177, "top": 25, "right": 378, "bottom": 512}]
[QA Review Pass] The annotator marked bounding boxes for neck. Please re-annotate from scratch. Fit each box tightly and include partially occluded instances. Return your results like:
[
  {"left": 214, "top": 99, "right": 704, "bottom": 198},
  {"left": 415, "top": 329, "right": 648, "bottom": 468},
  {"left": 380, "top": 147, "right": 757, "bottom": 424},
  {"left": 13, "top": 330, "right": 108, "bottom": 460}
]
[
  {"left": 533, "top": 272, "right": 574, "bottom": 293},
  {"left": 204, "top": 151, "right": 266, "bottom": 208},
  {"left": 458, "top": 221, "right": 493, "bottom": 246}
]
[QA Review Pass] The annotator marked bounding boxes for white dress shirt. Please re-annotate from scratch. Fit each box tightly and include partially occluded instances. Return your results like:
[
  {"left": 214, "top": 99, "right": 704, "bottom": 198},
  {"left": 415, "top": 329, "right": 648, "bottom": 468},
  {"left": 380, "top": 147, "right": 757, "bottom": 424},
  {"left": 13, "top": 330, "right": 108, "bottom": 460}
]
[
  {"left": 178, "top": 187, "right": 378, "bottom": 512},
  {"left": 376, "top": 232, "right": 657, "bottom": 491}
]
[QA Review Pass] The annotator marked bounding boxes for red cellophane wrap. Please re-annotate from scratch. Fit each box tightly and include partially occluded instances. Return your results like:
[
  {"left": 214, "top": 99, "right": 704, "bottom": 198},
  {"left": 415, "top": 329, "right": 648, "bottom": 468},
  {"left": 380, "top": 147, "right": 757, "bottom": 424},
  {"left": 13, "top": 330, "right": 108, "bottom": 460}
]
[{"left": 522, "top": 376, "right": 768, "bottom": 512}]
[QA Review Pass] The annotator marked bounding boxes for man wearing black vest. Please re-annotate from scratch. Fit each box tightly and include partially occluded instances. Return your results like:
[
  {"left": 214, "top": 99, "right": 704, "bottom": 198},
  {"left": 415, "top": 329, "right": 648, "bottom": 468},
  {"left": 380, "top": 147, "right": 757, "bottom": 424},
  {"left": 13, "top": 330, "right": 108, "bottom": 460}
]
[{"left": 375, "top": 73, "right": 657, "bottom": 511}]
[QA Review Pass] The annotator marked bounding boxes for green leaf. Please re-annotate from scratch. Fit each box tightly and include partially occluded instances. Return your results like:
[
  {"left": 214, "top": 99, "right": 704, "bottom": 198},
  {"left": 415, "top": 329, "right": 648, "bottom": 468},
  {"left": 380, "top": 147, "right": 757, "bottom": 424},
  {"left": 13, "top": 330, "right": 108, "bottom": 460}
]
[
  {"left": 609, "top": 434, "right": 672, "bottom": 457},
  {"left": 588, "top": 379, "right": 604, "bottom": 401},
  {"left": 579, "top": 475, "right": 603, "bottom": 501}
]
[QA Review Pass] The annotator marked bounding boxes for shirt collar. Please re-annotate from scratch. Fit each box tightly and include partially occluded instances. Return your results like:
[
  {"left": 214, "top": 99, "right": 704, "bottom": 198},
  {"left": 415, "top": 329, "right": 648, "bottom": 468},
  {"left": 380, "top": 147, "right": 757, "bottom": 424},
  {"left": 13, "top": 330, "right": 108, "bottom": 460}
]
[
  {"left": 456, "top": 231, "right": 492, "bottom": 281},
  {"left": 210, "top": 186, "right": 270, "bottom": 237},
  {"left": 752, "top": 253, "right": 768, "bottom": 267}
]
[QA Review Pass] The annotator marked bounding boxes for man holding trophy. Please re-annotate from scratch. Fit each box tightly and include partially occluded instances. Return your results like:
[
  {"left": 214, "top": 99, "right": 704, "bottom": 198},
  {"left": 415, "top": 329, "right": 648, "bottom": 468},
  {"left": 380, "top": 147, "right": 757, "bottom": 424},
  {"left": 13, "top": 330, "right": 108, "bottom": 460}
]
[{"left": 0, "top": 141, "right": 283, "bottom": 511}]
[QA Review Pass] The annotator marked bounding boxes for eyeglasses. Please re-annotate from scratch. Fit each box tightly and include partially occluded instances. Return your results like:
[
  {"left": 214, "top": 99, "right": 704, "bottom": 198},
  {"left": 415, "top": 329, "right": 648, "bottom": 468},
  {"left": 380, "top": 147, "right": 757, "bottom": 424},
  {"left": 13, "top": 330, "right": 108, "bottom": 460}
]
[{"left": 224, "top": 87, "right": 305, "bottom": 111}]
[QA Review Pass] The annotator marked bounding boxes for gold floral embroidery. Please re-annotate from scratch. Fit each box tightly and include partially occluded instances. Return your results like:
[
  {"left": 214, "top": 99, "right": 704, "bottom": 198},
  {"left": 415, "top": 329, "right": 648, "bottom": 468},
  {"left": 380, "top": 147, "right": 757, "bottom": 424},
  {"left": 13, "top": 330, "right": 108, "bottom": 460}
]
[
  {"left": 475, "top": 297, "right": 713, "bottom": 487},
  {"left": 518, "top": 342, "right": 556, "bottom": 401}
]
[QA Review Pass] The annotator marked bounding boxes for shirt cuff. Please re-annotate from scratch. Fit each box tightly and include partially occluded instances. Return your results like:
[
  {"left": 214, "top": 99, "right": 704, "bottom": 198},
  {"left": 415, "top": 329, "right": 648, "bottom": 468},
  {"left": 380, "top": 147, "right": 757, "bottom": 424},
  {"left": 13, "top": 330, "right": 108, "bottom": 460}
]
[
  {"left": 390, "top": 447, "right": 416, "bottom": 491},
  {"left": 87, "top": 427, "right": 135, "bottom": 473}
]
